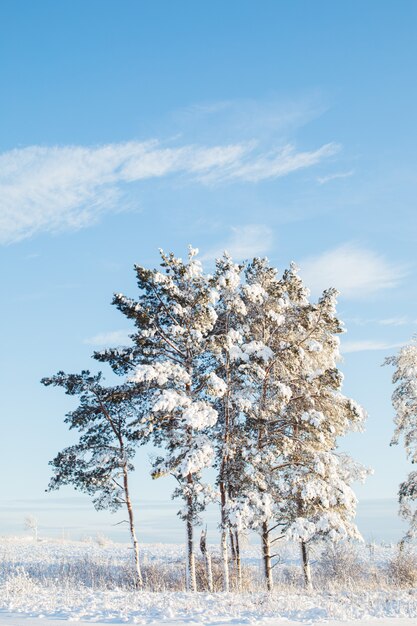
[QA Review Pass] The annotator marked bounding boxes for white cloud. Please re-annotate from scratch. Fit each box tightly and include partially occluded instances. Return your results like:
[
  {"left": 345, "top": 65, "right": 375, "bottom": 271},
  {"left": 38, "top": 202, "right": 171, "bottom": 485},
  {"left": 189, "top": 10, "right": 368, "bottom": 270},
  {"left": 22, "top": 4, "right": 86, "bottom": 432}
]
[
  {"left": 299, "top": 243, "right": 407, "bottom": 299},
  {"left": 0, "top": 138, "right": 337, "bottom": 244},
  {"left": 317, "top": 169, "right": 354, "bottom": 184},
  {"left": 201, "top": 224, "right": 273, "bottom": 261},
  {"left": 344, "top": 315, "right": 415, "bottom": 327},
  {"left": 341, "top": 340, "right": 405, "bottom": 354},
  {"left": 205, "top": 142, "right": 340, "bottom": 184},
  {"left": 379, "top": 317, "right": 409, "bottom": 327},
  {"left": 176, "top": 95, "right": 328, "bottom": 141},
  {"left": 84, "top": 330, "right": 132, "bottom": 347}
]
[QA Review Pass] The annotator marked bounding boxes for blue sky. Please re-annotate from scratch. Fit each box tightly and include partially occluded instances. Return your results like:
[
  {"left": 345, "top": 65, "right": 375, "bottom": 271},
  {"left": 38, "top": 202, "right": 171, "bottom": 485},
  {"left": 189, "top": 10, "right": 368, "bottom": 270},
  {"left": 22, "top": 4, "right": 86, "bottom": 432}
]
[{"left": 0, "top": 1, "right": 416, "bottom": 543}]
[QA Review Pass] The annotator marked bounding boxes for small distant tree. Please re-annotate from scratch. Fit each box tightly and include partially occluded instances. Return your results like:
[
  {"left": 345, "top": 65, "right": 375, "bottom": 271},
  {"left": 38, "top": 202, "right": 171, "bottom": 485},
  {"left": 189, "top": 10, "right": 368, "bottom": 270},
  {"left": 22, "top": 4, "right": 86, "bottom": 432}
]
[
  {"left": 41, "top": 371, "right": 148, "bottom": 588},
  {"left": 24, "top": 515, "right": 38, "bottom": 541},
  {"left": 386, "top": 338, "right": 417, "bottom": 541}
]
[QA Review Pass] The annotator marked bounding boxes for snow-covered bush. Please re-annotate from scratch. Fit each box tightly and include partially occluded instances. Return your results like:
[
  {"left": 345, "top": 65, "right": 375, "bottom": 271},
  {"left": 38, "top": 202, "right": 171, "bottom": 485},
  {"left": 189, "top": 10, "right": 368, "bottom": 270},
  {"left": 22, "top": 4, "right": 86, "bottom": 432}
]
[
  {"left": 141, "top": 560, "right": 185, "bottom": 591},
  {"left": 386, "top": 545, "right": 417, "bottom": 587},
  {"left": 316, "top": 541, "right": 366, "bottom": 588},
  {"left": 279, "top": 564, "right": 303, "bottom": 588},
  {"left": 4, "top": 568, "right": 39, "bottom": 597}
]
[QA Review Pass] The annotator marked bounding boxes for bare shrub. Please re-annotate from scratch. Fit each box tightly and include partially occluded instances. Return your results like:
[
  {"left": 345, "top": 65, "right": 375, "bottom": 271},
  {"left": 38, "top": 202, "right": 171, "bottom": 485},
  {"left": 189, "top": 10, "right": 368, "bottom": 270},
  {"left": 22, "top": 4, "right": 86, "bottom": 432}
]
[
  {"left": 387, "top": 545, "right": 417, "bottom": 587},
  {"left": 279, "top": 564, "right": 303, "bottom": 588},
  {"left": 4, "top": 568, "right": 39, "bottom": 597},
  {"left": 4, "top": 538, "right": 416, "bottom": 595},
  {"left": 195, "top": 556, "right": 216, "bottom": 591},
  {"left": 316, "top": 541, "right": 365, "bottom": 588},
  {"left": 142, "top": 560, "right": 185, "bottom": 591},
  {"left": 0, "top": 554, "right": 141, "bottom": 591},
  {"left": 195, "top": 556, "right": 254, "bottom": 592},
  {"left": 231, "top": 563, "right": 255, "bottom": 592}
]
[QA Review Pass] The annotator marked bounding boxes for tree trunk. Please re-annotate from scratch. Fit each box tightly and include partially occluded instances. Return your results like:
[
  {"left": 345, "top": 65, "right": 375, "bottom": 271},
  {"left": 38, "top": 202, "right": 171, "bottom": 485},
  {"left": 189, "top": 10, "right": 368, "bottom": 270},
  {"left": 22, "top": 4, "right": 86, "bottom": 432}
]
[
  {"left": 219, "top": 338, "right": 232, "bottom": 593},
  {"left": 123, "top": 464, "right": 143, "bottom": 589},
  {"left": 220, "top": 481, "right": 230, "bottom": 592},
  {"left": 98, "top": 398, "right": 142, "bottom": 590},
  {"left": 229, "top": 528, "right": 236, "bottom": 562},
  {"left": 186, "top": 475, "right": 197, "bottom": 592},
  {"left": 229, "top": 529, "right": 237, "bottom": 588},
  {"left": 234, "top": 529, "right": 242, "bottom": 590},
  {"left": 186, "top": 514, "right": 196, "bottom": 592},
  {"left": 205, "top": 550, "right": 213, "bottom": 592},
  {"left": 200, "top": 529, "right": 213, "bottom": 592},
  {"left": 261, "top": 521, "right": 273, "bottom": 591},
  {"left": 301, "top": 540, "right": 312, "bottom": 590}
]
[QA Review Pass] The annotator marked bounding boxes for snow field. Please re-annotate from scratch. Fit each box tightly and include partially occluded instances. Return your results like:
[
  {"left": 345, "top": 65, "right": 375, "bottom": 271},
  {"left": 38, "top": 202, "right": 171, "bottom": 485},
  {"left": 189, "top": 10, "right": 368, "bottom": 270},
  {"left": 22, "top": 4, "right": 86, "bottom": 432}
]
[{"left": 0, "top": 538, "right": 416, "bottom": 623}]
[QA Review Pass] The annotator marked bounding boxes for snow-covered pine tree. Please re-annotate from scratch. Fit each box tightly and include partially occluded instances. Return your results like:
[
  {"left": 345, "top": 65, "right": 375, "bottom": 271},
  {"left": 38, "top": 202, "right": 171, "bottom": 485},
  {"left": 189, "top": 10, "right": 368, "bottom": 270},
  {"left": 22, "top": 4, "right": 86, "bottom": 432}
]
[
  {"left": 226, "top": 261, "right": 368, "bottom": 590},
  {"left": 271, "top": 269, "right": 368, "bottom": 589},
  {"left": 41, "top": 371, "right": 148, "bottom": 588},
  {"left": 225, "top": 257, "right": 300, "bottom": 591},
  {"left": 386, "top": 338, "right": 417, "bottom": 541},
  {"left": 95, "top": 247, "right": 224, "bottom": 591}
]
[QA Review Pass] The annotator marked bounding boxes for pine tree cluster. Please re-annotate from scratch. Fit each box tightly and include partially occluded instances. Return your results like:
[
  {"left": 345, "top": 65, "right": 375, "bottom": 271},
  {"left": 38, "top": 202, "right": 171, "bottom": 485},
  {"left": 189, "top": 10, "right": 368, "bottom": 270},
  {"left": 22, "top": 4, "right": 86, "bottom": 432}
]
[{"left": 42, "top": 247, "right": 369, "bottom": 591}]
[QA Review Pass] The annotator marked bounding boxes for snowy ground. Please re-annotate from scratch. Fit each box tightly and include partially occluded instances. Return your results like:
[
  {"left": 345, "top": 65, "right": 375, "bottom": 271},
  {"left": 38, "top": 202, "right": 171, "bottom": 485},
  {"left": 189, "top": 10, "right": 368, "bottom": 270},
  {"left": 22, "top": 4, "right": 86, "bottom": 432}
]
[
  {"left": 0, "top": 537, "right": 416, "bottom": 624},
  {"left": 0, "top": 617, "right": 416, "bottom": 626}
]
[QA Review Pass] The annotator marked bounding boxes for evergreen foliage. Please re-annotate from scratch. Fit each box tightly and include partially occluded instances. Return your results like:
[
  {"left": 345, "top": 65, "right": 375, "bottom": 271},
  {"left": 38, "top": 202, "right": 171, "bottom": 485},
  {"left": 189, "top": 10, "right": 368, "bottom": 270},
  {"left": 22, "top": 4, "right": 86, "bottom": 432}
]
[
  {"left": 95, "top": 247, "right": 223, "bottom": 590},
  {"left": 43, "top": 246, "right": 369, "bottom": 591},
  {"left": 41, "top": 371, "right": 148, "bottom": 587},
  {"left": 387, "top": 338, "right": 417, "bottom": 541}
]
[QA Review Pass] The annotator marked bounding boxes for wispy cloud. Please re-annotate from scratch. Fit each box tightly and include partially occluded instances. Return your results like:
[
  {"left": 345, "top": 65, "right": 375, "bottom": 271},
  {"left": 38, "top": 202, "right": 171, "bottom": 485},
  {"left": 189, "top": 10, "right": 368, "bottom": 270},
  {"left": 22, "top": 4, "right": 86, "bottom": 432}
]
[
  {"left": 84, "top": 330, "right": 132, "bottom": 347},
  {"left": 341, "top": 340, "right": 405, "bottom": 354},
  {"left": 317, "top": 169, "right": 354, "bottom": 185},
  {"left": 201, "top": 224, "right": 274, "bottom": 261},
  {"left": 0, "top": 138, "right": 337, "bottom": 244},
  {"left": 299, "top": 243, "right": 408, "bottom": 299},
  {"left": 379, "top": 317, "right": 409, "bottom": 327},
  {"left": 175, "top": 95, "right": 329, "bottom": 140},
  {"left": 204, "top": 142, "right": 340, "bottom": 184},
  {"left": 345, "top": 315, "right": 413, "bottom": 327}
]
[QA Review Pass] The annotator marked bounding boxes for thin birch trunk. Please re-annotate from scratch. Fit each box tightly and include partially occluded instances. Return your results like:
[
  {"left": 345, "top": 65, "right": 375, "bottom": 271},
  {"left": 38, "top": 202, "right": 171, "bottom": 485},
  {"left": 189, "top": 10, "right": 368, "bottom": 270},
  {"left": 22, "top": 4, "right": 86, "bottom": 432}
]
[
  {"left": 301, "top": 540, "right": 312, "bottom": 590},
  {"left": 123, "top": 463, "right": 143, "bottom": 589},
  {"left": 229, "top": 528, "right": 236, "bottom": 563},
  {"left": 205, "top": 550, "right": 213, "bottom": 593},
  {"left": 95, "top": 394, "right": 143, "bottom": 589},
  {"left": 220, "top": 482, "right": 230, "bottom": 592},
  {"left": 234, "top": 529, "right": 242, "bottom": 590},
  {"left": 200, "top": 528, "right": 213, "bottom": 592},
  {"left": 229, "top": 529, "right": 236, "bottom": 587},
  {"left": 186, "top": 474, "right": 197, "bottom": 592},
  {"left": 221, "top": 528, "right": 229, "bottom": 592},
  {"left": 261, "top": 521, "right": 273, "bottom": 591},
  {"left": 184, "top": 368, "right": 196, "bottom": 593},
  {"left": 219, "top": 333, "right": 231, "bottom": 593},
  {"left": 219, "top": 369, "right": 230, "bottom": 590}
]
